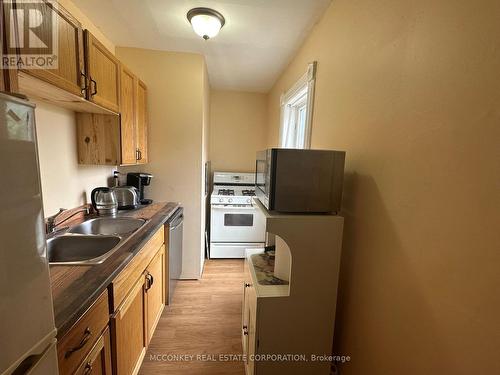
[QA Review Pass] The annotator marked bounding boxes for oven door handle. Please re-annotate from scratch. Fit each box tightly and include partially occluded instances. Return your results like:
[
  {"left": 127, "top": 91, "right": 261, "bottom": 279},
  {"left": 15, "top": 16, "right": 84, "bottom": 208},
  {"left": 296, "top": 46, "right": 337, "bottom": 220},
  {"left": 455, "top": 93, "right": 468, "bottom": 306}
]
[{"left": 211, "top": 205, "right": 257, "bottom": 210}]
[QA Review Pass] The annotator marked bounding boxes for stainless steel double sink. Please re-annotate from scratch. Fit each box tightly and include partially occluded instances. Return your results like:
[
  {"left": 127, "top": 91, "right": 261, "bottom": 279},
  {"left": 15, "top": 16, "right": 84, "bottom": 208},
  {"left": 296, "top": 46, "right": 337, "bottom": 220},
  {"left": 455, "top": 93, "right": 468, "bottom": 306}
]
[{"left": 47, "top": 217, "right": 147, "bottom": 265}]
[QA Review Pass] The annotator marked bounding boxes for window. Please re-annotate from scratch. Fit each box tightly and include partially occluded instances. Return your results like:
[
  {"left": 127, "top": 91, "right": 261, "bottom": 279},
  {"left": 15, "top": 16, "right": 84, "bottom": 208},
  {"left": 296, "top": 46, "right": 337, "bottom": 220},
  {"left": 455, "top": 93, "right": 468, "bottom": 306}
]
[{"left": 279, "top": 61, "right": 317, "bottom": 149}]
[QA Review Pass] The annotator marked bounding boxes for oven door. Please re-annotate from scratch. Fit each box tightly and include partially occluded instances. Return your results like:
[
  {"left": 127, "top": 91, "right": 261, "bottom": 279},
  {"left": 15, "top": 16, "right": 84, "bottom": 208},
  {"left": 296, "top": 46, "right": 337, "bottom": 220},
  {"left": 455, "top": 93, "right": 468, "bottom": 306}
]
[{"left": 210, "top": 205, "right": 266, "bottom": 243}]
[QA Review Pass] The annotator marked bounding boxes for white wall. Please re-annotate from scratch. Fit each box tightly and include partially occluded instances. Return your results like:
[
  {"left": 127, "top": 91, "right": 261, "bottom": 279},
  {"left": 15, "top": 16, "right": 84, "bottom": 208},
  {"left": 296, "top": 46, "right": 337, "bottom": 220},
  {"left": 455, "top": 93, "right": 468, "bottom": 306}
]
[{"left": 35, "top": 101, "right": 114, "bottom": 216}]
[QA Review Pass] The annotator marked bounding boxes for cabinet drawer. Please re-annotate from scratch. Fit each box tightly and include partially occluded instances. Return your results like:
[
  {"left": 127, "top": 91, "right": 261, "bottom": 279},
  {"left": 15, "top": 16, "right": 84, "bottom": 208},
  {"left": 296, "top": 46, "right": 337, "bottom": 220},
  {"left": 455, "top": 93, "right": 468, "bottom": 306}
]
[
  {"left": 73, "top": 327, "right": 112, "bottom": 375},
  {"left": 57, "top": 289, "right": 109, "bottom": 375},
  {"left": 112, "top": 226, "right": 164, "bottom": 309}
]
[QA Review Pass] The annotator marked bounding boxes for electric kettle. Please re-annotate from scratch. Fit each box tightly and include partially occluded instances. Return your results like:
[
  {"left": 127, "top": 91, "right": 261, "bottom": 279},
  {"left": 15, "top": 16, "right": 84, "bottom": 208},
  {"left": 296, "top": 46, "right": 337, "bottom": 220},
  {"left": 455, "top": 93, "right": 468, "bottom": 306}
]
[{"left": 91, "top": 187, "right": 118, "bottom": 216}]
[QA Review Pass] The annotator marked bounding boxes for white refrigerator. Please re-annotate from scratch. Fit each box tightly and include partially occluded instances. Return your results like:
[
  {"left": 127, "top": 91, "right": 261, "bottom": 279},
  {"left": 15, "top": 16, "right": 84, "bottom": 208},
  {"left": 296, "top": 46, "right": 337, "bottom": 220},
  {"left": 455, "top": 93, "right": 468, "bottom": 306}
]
[{"left": 0, "top": 92, "right": 59, "bottom": 374}]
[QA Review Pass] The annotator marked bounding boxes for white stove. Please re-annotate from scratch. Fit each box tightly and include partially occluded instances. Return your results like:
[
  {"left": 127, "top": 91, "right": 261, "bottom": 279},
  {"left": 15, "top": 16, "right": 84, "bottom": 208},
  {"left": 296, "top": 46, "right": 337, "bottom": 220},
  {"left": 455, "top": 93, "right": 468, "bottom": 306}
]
[{"left": 210, "top": 172, "right": 266, "bottom": 258}]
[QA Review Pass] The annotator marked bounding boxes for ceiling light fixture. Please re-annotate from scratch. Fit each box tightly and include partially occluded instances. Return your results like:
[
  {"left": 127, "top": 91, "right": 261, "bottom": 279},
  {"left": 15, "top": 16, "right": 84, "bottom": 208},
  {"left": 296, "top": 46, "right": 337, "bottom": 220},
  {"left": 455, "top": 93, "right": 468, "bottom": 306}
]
[{"left": 187, "top": 7, "right": 225, "bottom": 40}]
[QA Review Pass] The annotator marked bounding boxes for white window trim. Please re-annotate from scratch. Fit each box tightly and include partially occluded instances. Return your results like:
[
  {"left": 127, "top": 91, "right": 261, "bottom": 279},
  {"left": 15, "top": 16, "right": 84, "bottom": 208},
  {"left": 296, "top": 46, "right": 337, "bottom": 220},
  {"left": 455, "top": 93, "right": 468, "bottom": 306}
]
[{"left": 279, "top": 61, "right": 317, "bottom": 149}]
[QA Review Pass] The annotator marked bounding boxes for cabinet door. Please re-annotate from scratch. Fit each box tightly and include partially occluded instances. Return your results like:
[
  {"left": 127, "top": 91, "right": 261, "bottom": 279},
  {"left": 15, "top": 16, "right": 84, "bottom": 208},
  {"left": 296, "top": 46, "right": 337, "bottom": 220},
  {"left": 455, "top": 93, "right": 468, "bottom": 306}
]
[
  {"left": 74, "top": 327, "right": 112, "bottom": 375},
  {"left": 242, "top": 279, "right": 257, "bottom": 375},
  {"left": 242, "top": 282, "right": 250, "bottom": 357},
  {"left": 136, "top": 79, "right": 148, "bottom": 164},
  {"left": 111, "top": 277, "right": 146, "bottom": 375},
  {"left": 119, "top": 65, "right": 137, "bottom": 165},
  {"left": 76, "top": 113, "right": 120, "bottom": 165},
  {"left": 0, "top": 8, "right": 19, "bottom": 93},
  {"left": 85, "top": 31, "right": 120, "bottom": 112},
  {"left": 145, "top": 245, "right": 165, "bottom": 343},
  {"left": 20, "top": 1, "right": 85, "bottom": 97}
]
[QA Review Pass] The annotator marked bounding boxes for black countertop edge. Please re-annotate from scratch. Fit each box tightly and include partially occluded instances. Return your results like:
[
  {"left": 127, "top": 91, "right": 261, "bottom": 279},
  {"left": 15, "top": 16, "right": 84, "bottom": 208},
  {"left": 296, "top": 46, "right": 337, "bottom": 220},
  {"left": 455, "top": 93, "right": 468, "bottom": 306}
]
[{"left": 54, "top": 202, "right": 181, "bottom": 340}]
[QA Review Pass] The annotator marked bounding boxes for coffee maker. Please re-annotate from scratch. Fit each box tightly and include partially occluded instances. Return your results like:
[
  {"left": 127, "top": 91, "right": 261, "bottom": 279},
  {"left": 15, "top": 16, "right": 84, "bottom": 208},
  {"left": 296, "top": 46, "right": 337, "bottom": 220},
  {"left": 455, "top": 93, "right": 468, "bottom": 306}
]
[{"left": 127, "top": 173, "right": 153, "bottom": 205}]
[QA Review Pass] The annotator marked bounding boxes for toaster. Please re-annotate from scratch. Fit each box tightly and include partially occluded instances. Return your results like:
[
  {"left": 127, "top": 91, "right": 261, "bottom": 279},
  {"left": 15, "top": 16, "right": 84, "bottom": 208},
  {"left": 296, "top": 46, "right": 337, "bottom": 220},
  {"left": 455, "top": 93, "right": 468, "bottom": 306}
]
[{"left": 113, "top": 186, "right": 140, "bottom": 210}]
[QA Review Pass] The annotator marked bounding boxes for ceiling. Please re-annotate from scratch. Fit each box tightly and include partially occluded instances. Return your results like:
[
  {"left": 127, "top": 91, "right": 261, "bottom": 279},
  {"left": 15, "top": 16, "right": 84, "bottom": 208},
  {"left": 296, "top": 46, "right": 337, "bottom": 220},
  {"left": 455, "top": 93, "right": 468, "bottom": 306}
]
[{"left": 72, "top": 0, "right": 332, "bottom": 92}]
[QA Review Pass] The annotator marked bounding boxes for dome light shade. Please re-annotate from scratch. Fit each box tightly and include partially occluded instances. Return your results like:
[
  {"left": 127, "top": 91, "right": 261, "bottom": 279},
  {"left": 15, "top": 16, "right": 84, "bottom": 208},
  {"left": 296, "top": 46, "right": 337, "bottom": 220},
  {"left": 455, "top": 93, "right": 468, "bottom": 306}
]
[{"left": 187, "top": 8, "right": 225, "bottom": 40}]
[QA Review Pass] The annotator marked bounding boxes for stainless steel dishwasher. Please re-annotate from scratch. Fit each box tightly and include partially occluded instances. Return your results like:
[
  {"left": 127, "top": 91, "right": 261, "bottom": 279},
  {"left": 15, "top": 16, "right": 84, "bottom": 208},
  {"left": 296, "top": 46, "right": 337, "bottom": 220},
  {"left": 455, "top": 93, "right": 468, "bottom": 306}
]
[{"left": 167, "top": 207, "right": 183, "bottom": 304}]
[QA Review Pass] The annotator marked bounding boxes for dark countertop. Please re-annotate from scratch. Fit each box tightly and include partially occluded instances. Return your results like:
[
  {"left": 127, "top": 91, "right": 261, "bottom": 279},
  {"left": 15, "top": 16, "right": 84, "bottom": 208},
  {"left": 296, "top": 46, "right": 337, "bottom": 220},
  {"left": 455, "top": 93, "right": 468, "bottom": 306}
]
[{"left": 49, "top": 202, "right": 180, "bottom": 340}]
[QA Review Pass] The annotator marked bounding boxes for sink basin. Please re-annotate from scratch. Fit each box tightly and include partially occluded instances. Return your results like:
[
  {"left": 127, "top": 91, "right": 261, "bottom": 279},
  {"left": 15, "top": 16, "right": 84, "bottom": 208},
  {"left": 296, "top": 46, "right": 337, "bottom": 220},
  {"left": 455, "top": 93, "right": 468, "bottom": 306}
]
[
  {"left": 68, "top": 217, "right": 146, "bottom": 236},
  {"left": 47, "top": 235, "right": 121, "bottom": 265}
]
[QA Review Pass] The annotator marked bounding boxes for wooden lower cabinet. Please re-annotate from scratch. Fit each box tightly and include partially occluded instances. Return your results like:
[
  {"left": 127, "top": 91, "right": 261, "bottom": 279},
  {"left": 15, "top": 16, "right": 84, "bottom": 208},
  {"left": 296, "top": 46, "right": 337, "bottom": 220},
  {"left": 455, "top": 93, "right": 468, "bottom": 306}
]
[
  {"left": 110, "top": 227, "right": 166, "bottom": 375},
  {"left": 74, "top": 327, "right": 112, "bottom": 375},
  {"left": 57, "top": 227, "right": 166, "bottom": 375},
  {"left": 57, "top": 290, "right": 109, "bottom": 375},
  {"left": 242, "top": 276, "right": 257, "bottom": 375},
  {"left": 145, "top": 245, "right": 165, "bottom": 343},
  {"left": 111, "top": 276, "right": 147, "bottom": 375}
]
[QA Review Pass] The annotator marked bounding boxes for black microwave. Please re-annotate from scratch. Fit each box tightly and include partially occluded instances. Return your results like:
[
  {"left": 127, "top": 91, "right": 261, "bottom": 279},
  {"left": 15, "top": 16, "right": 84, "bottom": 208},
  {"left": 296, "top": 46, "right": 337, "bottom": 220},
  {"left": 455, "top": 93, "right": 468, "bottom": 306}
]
[{"left": 255, "top": 148, "right": 346, "bottom": 213}]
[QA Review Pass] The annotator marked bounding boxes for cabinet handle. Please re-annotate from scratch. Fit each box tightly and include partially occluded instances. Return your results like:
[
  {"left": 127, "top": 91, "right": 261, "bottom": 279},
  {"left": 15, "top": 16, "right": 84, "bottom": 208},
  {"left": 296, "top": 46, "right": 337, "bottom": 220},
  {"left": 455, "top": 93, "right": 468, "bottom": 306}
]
[
  {"left": 145, "top": 273, "right": 154, "bottom": 291},
  {"left": 243, "top": 325, "right": 249, "bottom": 335},
  {"left": 80, "top": 71, "right": 88, "bottom": 96},
  {"left": 136, "top": 149, "right": 143, "bottom": 161},
  {"left": 244, "top": 283, "right": 251, "bottom": 288},
  {"left": 64, "top": 327, "right": 92, "bottom": 358},
  {"left": 90, "top": 77, "right": 97, "bottom": 96},
  {"left": 83, "top": 362, "right": 93, "bottom": 375}
]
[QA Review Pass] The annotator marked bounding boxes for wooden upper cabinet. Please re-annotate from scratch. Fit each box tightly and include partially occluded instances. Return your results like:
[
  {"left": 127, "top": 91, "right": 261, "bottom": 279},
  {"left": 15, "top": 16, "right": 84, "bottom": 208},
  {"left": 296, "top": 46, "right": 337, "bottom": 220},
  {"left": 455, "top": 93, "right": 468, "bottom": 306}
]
[
  {"left": 20, "top": 1, "right": 85, "bottom": 97},
  {"left": 84, "top": 31, "right": 120, "bottom": 112},
  {"left": 119, "top": 65, "right": 137, "bottom": 165},
  {"left": 0, "top": 11, "right": 18, "bottom": 93},
  {"left": 136, "top": 80, "right": 148, "bottom": 164}
]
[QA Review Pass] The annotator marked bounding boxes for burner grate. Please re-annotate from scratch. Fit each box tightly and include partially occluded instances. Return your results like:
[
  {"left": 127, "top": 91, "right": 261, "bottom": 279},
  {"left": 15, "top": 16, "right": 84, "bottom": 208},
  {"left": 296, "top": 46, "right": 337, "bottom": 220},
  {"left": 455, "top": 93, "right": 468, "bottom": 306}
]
[{"left": 218, "top": 189, "right": 235, "bottom": 196}]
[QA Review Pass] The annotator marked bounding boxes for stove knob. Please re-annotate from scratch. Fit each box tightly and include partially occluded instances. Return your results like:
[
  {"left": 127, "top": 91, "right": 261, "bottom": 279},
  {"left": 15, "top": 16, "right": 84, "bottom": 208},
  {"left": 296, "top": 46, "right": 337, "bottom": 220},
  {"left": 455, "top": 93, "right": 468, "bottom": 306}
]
[
  {"left": 228, "top": 198, "right": 233, "bottom": 203},
  {"left": 219, "top": 198, "right": 223, "bottom": 203},
  {"left": 247, "top": 198, "right": 251, "bottom": 204}
]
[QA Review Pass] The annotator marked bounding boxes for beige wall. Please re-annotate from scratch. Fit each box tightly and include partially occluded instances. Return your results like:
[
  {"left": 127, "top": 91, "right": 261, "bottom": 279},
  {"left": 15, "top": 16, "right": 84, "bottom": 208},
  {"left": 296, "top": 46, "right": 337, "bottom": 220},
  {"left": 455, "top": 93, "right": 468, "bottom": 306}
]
[
  {"left": 116, "top": 47, "right": 207, "bottom": 279},
  {"left": 210, "top": 90, "right": 267, "bottom": 172},
  {"left": 35, "top": 102, "right": 114, "bottom": 215},
  {"left": 267, "top": 0, "right": 500, "bottom": 373},
  {"left": 201, "top": 62, "right": 211, "bottom": 274},
  {"left": 58, "top": 0, "right": 115, "bottom": 53},
  {"left": 36, "top": 0, "right": 116, "bottom": 217}
]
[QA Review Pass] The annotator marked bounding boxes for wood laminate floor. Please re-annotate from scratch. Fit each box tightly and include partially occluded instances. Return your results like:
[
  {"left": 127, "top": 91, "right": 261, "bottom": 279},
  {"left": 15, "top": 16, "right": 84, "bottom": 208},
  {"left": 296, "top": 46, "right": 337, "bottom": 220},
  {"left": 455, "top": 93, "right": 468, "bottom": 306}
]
[{"left": 139, "top": 259, "right": 246, "bottom": 375}]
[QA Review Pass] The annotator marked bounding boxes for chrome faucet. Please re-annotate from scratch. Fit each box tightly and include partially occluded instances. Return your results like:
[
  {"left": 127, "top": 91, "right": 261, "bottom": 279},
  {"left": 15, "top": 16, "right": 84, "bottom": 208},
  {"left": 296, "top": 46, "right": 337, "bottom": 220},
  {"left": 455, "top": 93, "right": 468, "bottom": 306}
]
[{"left": 46, "top": 207, "right": 90, "bottom": 234}]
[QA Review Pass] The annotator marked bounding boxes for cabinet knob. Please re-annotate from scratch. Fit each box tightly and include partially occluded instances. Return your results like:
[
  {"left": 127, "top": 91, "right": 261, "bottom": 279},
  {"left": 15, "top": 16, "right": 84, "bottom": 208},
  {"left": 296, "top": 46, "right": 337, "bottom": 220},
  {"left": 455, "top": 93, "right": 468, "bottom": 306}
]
[
  {"left": 243, "top": 325, "right": 248, "bottom": 335},
  {"left": 244, "top": 283, "right": 251, "bottom": 288}
]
